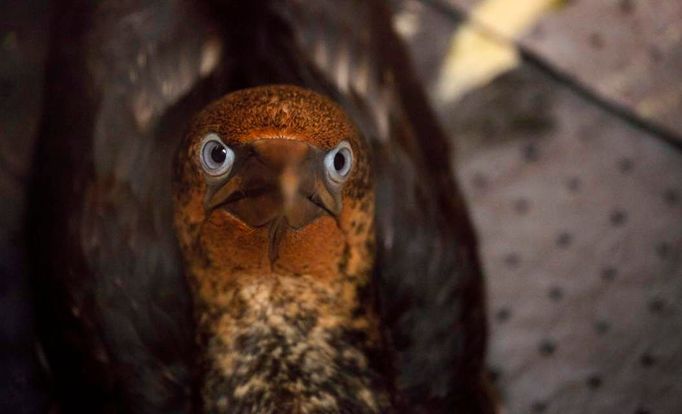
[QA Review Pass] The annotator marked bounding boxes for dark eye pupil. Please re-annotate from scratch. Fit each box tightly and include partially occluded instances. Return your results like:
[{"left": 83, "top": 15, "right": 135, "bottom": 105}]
[
  {"left": 333, "top": 152, "right": 346, "bottom": 171},
  {"left": 210, "top": 144, "right": 227, "bottom": 164}
]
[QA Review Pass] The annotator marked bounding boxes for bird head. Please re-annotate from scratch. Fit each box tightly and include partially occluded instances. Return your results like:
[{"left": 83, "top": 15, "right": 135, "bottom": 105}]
[{"left": 173, "top": 85, "right": 375, "bottom": 287}]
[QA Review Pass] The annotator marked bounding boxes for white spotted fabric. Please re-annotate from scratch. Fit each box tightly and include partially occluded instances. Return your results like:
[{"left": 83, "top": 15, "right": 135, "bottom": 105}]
[
  {"left": 455, "top": 70, "right": 682, "bottom": 414},
  {"left": 393, "top": 1, "right": 682, "bottom": 413}
]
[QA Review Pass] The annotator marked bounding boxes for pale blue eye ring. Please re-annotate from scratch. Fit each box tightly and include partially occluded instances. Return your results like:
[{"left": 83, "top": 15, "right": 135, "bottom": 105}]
[
  {"left": 324, "top": 141, "right": 353, "bottom": 184},
  {"left": 200, "top": 133, "right": 235, "bottom": 177}
]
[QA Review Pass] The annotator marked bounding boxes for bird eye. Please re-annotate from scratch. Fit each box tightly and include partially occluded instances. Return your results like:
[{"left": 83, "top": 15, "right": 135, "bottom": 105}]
[
  {"left": 324, "top": 141, "right": 353, "bottom": 184},
  {"left": 200, "top": 133, "right": 235, "bottom": 176}
]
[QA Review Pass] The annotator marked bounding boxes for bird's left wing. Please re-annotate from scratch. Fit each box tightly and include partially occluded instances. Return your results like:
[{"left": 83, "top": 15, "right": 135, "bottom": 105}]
[{"left": 29, "top": 1, "right": 232, "bottom": 411}]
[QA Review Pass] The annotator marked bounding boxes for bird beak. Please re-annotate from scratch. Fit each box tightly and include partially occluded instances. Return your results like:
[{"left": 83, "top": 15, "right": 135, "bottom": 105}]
[
  {"left": 204, "top": 138, "right": 343, "bottom": 261},
  {"left": 280, "top": 163, "right": 302, "bottom": 219}
]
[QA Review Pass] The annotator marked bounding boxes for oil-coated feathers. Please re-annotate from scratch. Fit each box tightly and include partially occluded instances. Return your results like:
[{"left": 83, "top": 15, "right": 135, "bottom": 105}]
[
  {"left": 28, "top": 0, "right": 491, "bottom": 412},
  {"left": 29, "top": 1, "right": 210, "bottom": 411}
]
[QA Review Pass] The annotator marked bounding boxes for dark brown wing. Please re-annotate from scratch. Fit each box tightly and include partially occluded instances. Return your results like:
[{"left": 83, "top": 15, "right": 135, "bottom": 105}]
[
  {"left": 29, "top": 0, "right": 491, "bottom": 412},
  {"left": 27, "top": 1, "right": 222, "bottom": 411}
]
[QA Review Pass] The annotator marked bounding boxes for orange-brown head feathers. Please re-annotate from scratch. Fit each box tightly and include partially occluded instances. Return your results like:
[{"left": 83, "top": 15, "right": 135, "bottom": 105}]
[
  {"left": 173, "top": 84, "right": 374, "bottom": 288},
  {"left": 172, "top": 85, "right": 391, "bottom": 413}
]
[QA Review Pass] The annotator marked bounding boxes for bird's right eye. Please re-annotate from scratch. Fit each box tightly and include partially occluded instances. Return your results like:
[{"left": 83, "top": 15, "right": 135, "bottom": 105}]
[{"left": 200, "top": 133, "right": 235, "bottom": 176}]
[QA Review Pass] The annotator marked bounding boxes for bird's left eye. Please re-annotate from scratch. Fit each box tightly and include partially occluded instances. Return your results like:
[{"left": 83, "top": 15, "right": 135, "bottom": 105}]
[
  {"left": 324, "top": 141, "right": 353, "bottom": 184},
  {"left": 200, "top": 133, "right": 235, "bottom": 176}
]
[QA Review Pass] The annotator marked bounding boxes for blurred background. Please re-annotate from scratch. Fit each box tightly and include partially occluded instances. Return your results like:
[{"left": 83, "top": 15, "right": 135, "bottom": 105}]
[{"left": 1, "top": 0, "right": 680, "bottom": 413}]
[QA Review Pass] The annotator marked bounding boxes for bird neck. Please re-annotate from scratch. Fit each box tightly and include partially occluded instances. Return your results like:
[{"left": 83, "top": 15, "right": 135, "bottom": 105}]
[{"left": 193, "top": 271, "right": 393, "bottom": 413}]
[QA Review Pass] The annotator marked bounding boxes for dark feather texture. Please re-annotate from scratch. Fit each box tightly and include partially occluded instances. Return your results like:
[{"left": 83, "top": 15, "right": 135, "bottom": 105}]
[{"left": 27, "top": 0, "right": 492, "bottom": 412}]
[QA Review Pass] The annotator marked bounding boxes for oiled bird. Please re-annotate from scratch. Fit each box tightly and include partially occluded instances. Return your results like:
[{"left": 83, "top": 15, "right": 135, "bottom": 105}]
[
  {"left": 173, "top": 85, "right": 390, "bottom": 412},
  {"left": 26, "top": 0, "right": 493, "bottom": 413}
]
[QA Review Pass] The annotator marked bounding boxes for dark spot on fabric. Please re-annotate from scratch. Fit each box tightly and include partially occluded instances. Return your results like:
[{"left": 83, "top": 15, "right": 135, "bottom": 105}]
[
  {"left": 589, "top": 32, "right": 604, "bottom": 49},
  {"left": 634, "top": 408, "right": 651, "bottom": 414},
  {"left": 514, "top": 198, "right": 530, "bottom": 215},
  {"left": 548, "top": 286, "right": 563, "bottom": 301},
  {"left": 472, "top": 173, "right": 488, "bottom": 190},
  {"left": 522, "top": 142, "right": 539, "bottom": 162},
  {"left": 609, "top": 209, "right": 627, "bottom": 226},
  {"left": 594, "top": 320, "right": 610, "bottom": 335},
  {"left": 556, "top": 232, "right": 572, "bottom": 248},
  {"left": 531, "top": 400, "right": 547, "bottom": 412},
  {"left": 649, "top": 46, "right": 663, "bottom": 63},
  {"left": 495, "top": 307, "right": 511, "bottom": 323},
  {"left": 504, "top": 253, "right": 521, "bottom": 269},
  {"left": 538, "top": 339, "right": 556, "bottom": 356},
  {"left": 619, "top": 0, "right": 634, "bottom": 14},
  {"left": 618, "top": 158, "right": 634, "bottom": 173},
  {"left": 640, "top": 353, "right": 655, "bottom": 367},
  {"left": 655, "top": 242, "right": 670, "bottom": 259},
  {"left": 566, "top": 176, "right": 581, "bottom": 192},
  {"left": 648, "top": 298, "right": 665, "bottom": 314},
  {"left": 587, "top": 374, "right": 602, "bottom": 389},
  {"left": 601, "top": 267, "right": 617, "bottom": 281},
  {"left": 663, "top": 188, "right": 679, "bottom": 205}
]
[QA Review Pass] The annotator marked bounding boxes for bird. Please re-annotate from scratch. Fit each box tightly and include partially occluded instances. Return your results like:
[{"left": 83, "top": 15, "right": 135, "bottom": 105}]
[
  {"left": 173, "top": 84, "right": 391, "bottom": 413},
  {"left": 25, "top": 0, "right": 493, "bottom": 413}
]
